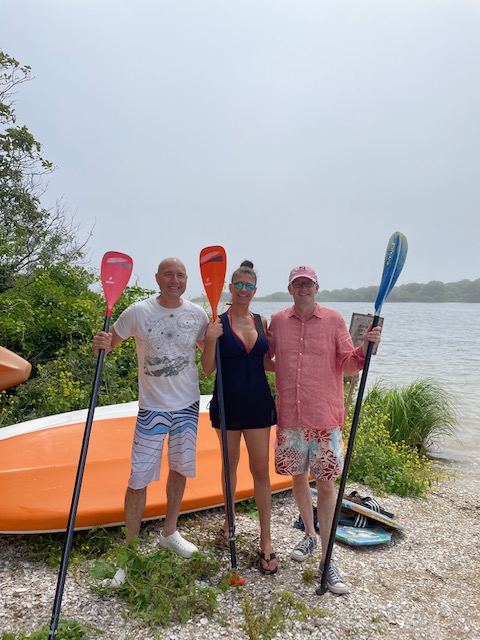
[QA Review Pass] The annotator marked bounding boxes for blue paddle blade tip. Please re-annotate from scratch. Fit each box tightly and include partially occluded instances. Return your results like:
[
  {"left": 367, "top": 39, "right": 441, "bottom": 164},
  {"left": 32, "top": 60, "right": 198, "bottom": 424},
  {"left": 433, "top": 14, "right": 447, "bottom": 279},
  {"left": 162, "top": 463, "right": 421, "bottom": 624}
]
[{"left": 374, "top": 232, "right": 408, "bottom": 315}]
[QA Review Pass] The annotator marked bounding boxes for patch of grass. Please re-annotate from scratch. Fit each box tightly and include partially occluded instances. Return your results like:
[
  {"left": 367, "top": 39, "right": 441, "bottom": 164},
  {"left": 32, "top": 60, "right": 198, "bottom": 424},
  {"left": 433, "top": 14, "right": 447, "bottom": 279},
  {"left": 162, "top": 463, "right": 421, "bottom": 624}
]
[
  {"left": 26, "top": 527, "right": 120, "bottom": 569},
  {"left": 242, "top": 591, "right": 329, "bottom": 640},
  {"left": 302, "top": 567, "right": 316, "bottom": 583},
  {"left": 2, "top": 619, "right": 101, "bottom": 639},
  {"left": 242, "top": 591, "right": 328, "bottom": 640},
  {"left": 236, "top": 498, "right": 259, "bottom": 521},
  {"left": 366, "top": 378, "right": 457, "bottom": 454},
  {"left": 91, "top": 541, "right": 221, "bottom": 627}
]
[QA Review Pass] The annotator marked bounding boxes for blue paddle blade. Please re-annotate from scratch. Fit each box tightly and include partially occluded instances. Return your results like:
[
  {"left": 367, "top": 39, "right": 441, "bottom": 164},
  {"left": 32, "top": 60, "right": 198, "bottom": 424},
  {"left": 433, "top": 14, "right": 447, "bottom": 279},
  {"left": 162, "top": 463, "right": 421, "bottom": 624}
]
[{"left": 374, "top": 232, "right": 408, "bottom": 315}]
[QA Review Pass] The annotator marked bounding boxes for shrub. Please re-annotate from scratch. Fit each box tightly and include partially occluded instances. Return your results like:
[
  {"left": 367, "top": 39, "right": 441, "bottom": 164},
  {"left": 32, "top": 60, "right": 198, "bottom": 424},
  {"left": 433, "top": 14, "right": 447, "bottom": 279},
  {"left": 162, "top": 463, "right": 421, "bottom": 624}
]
[
  {"left": 365, "top": 378, "right": 457, "bottom": 454},
  {"left": 344, "top": 401, "right": 441, "bottom": 497}
]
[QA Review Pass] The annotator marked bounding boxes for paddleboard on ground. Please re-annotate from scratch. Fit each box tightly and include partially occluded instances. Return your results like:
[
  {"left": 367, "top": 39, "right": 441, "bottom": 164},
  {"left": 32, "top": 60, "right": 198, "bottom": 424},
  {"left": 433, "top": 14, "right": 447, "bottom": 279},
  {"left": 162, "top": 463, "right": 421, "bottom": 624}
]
[
  {"left": 0, "top": 396, "right": 292, "bottom": 534},
  {"left": 342, "top": 498, "right": 406, "bottom": 532},
  {"left": 293, "top": 511, "right": 391, "bottom": 546},
  {"left": 335, "top": 525, "right": 392, "bottom": 546},
  {"left": 0, "top": 347, "right": 32, "bottom": 391}
]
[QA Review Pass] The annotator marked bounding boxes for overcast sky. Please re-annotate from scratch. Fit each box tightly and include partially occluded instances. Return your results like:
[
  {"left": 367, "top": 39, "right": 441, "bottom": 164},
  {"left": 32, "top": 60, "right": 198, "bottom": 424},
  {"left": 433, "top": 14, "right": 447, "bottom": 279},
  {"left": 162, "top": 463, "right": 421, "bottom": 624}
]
[{"left": 3, "top": 0, "right": 480, "bottom": 298}]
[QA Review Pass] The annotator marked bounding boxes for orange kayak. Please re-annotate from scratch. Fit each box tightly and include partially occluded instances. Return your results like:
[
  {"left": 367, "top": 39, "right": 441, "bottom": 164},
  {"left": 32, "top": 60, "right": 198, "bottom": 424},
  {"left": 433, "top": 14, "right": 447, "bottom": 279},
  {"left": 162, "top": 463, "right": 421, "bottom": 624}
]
[
  {"left": 0, "top": 397, "right": 291, "bottom": 534},
  {"left": 0, "top": 346, "right": 32, "bottom": 391}
]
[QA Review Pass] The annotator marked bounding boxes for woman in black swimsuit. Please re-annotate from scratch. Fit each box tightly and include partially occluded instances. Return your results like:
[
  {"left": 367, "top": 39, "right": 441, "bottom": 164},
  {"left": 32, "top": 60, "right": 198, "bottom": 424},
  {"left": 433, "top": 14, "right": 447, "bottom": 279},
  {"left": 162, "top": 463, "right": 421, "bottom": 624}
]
[{"left": 202, "top": 261, "right": 277, "bottom": 575}]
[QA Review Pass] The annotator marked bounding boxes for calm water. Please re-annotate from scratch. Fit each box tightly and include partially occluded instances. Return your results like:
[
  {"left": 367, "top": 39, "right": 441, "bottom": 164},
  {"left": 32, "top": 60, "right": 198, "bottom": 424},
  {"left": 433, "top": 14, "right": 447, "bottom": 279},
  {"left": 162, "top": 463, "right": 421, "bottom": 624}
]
[{"left": 248, "top": 301, "right": 480, "bottom": 467}]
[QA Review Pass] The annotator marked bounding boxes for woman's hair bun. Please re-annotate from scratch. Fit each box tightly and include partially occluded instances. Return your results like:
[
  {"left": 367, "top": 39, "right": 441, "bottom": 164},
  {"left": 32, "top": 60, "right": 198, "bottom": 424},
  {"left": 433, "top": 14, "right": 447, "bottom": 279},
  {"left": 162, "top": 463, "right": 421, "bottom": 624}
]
[{"left": 240, "top": 260, "right": 254, "bottom": 269}]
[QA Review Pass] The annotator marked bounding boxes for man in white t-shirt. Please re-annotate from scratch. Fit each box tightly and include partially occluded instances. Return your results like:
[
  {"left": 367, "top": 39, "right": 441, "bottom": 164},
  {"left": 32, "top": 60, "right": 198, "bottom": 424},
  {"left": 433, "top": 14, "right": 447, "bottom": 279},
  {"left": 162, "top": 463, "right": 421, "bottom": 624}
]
[{"left": 93, "top": 257, "right": 208, "bottom": 560}]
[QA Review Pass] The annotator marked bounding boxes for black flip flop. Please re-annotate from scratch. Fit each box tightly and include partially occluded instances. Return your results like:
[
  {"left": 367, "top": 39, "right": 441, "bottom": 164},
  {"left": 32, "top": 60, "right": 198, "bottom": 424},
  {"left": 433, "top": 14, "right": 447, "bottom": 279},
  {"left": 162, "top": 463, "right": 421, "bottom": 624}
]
[{"left": 258, "top": 550, "right": 278, "bottom": 575}]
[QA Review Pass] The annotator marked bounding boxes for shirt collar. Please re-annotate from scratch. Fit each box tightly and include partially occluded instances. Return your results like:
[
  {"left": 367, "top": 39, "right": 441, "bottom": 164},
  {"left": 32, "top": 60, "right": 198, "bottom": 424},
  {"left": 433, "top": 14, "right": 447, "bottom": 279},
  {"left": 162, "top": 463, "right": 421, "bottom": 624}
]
[{"left": 288, "top": 303, "right": 325, "bottom": 320}]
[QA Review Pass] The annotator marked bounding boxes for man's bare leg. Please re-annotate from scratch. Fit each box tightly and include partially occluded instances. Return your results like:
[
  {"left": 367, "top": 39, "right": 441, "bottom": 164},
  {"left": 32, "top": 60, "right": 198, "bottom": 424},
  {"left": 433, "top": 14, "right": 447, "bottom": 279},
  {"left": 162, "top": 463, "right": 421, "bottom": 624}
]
[
  {"left": 124, "top": 486, "right": 147, "bottom": 544},
  {"left": 162, "top": 469, "right": 187, "bottom": 536},
  {"left": 315, "top": 478, "right": 336, "bottom": 559},
  {"left": 292, "top": 472, "right": 316, "bottom": 536}
]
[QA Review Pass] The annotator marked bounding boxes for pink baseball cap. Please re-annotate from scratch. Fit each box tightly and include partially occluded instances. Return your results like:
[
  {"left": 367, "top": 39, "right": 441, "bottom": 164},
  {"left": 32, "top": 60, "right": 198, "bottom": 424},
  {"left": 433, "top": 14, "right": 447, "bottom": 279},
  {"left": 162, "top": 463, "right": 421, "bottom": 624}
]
[{"left": 288, "top": 265, "right": 318, "bottom": 284}]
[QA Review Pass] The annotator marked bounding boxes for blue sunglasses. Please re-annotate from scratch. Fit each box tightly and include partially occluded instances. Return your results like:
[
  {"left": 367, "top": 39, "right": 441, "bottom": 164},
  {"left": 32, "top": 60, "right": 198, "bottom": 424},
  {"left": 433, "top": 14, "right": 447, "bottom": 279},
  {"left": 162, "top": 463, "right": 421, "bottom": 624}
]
[{"left": 233, "top": 281, "right": 256, "bottom": 291}]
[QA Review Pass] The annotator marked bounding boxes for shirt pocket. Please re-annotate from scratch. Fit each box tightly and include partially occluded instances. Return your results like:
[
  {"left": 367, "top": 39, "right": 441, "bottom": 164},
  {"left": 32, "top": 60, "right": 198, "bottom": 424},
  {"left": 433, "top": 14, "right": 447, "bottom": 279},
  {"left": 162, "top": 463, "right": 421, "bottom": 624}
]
[{"left": 305, "top": 333, "right": 328, "bottom": 356}]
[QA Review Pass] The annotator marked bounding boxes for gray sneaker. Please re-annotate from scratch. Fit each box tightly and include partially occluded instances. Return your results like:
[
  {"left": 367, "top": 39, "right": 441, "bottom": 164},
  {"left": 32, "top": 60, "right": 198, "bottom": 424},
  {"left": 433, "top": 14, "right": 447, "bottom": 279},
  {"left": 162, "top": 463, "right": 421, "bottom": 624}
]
[
  {"left": 290, "top": 534, "right": 317, "bottom": 561},
  {"left": 319, "top": 560, "right": 350, "bottom": 594}
]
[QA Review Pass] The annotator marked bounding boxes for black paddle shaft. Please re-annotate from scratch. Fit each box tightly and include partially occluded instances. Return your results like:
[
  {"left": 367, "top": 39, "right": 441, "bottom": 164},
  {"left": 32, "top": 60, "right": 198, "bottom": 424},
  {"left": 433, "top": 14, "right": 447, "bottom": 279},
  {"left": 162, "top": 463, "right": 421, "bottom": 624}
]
[
  {"left": 48, "top": 316, "right": 111, "bottom": 639},
  {"left": 316, "top": 315, "right": 379, "bottom": 596},
  {"left": 215, "top": 340, "right": 238, "bottom": 571}
]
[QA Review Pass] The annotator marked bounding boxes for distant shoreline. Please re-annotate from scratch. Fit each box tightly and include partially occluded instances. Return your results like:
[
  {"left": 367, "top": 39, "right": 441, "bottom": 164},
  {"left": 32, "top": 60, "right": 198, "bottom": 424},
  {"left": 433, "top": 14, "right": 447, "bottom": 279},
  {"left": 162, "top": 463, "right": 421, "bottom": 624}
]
[
  {"left": 189, "top": 277, "right": 480, "bottom": 304},
  {"left": 190, "top": 296, "right": 480, "bottom": 303}
]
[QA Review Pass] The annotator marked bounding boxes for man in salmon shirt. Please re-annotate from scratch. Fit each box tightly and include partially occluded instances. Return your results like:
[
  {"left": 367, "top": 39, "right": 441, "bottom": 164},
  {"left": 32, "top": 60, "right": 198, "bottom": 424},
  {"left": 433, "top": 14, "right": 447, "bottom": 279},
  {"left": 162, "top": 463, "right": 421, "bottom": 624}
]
[{"left": 267, "top": 265, "right": 381, "bottom": 594}]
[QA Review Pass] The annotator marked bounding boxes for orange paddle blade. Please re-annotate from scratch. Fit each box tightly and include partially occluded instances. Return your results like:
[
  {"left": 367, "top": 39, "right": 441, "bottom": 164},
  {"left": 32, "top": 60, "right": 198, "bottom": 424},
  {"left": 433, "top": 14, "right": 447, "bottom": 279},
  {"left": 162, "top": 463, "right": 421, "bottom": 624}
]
[
  {"left": 0, "top": 347, "right": 32, "bottom": 391},
  {"left": 199, "top": 246, "right": 227, "bottom": 320}
]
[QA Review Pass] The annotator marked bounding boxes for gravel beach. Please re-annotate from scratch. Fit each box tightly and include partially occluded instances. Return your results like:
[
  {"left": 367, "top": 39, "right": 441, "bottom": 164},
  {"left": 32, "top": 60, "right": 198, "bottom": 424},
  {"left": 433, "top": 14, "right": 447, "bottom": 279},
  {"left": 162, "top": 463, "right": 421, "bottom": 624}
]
[{"left": 1, "top": 458, "right": 479, "bottom": 640}]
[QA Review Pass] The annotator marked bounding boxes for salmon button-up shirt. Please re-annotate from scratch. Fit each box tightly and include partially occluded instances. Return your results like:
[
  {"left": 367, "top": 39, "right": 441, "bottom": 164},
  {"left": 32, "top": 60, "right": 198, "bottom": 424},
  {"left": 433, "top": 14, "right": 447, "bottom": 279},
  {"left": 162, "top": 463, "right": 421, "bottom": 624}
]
[{"left": 267, "top": 304, "right": 365, "bottom": 431}]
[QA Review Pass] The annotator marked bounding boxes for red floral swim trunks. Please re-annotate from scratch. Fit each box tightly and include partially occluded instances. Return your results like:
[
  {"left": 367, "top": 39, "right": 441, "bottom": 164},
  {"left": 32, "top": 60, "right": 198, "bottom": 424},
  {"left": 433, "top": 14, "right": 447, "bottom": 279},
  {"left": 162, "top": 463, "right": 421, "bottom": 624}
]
[{"left": 275, "top": 427, "right": 344, "bottom": 480}]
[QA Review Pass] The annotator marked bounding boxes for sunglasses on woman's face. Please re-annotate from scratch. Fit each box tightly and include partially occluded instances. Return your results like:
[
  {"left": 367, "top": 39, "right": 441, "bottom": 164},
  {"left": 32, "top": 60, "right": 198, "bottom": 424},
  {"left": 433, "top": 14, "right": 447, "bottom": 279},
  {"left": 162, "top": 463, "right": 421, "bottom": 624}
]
[{"left": 233, "top": 281, "right": 256, "bottom": 291}]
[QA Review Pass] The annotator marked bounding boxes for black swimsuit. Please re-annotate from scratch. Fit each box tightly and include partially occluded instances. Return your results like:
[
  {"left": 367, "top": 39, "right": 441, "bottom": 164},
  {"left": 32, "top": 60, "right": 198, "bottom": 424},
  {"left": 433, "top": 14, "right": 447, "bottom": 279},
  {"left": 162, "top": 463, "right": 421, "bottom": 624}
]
[{"left": 209, "top": 311, "right": 276, "bottom": 430}]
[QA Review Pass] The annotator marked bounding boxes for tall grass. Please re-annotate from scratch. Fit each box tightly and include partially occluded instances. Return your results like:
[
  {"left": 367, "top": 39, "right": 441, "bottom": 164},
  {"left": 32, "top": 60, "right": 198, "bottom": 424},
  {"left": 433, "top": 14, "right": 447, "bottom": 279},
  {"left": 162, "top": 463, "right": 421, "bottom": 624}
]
[
  {"left": 344, "top": 403, "right": 438, "bottom": 497},
  {"left": 365, "top": 378, "right": 457, "bottom": 454}
]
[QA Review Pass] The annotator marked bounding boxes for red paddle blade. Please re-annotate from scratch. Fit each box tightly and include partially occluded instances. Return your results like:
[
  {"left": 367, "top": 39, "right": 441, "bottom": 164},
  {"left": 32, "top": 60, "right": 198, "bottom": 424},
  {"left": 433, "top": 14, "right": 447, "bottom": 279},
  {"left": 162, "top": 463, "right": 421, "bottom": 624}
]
[
  {"left": 199, "top": 246, "right": 227, "bottom": 320},
  {"left": 101, "top": 252, "right": 134, "bottom": 316}
]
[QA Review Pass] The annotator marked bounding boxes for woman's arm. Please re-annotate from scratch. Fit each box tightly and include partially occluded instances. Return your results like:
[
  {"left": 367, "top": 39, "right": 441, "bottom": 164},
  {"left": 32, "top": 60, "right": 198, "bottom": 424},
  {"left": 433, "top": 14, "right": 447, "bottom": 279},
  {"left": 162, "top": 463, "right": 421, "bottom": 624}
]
[{"left": 200, "top": 319, "right": 223, "bottom": 376}]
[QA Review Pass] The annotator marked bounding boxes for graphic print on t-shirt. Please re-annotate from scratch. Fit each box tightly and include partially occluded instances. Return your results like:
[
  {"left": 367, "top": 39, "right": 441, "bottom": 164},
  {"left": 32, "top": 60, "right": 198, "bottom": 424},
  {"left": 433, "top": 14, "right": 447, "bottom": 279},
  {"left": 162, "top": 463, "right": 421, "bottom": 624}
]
[{"left": 144, "top": 311, "right": 199, "bottom": 378}]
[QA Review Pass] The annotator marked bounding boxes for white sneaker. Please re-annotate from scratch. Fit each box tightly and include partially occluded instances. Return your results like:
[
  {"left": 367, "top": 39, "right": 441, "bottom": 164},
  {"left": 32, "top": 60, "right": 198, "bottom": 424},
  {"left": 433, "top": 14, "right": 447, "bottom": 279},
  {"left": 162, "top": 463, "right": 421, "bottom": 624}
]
[
  {"left": 111, "top": 567, "right": 126, "bottom": 587},
  {"left": 158, "top": 530, "right": 198, "bottom": 559}
]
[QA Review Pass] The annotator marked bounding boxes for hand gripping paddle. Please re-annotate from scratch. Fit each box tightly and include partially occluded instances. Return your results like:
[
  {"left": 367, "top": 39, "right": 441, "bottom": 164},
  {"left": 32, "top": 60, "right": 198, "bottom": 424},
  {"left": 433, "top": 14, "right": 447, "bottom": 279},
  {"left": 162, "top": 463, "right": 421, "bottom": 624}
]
[
  {"left": 317, "top": 232, "right": 408, "bottom": 596},
  {"left": 48, "top": 252, "right": 133, "bottom": 639},
  {"left": 199, "top": 246, "right": 245, "bottom": 586}
]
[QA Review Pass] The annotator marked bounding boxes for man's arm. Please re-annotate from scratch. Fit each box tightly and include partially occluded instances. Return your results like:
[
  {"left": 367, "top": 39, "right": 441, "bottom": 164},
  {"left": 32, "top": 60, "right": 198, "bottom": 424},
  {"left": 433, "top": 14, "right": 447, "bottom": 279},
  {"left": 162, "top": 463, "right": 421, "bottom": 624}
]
[{"left": 262, "top": 316, "right": 275, "bottom": 371}]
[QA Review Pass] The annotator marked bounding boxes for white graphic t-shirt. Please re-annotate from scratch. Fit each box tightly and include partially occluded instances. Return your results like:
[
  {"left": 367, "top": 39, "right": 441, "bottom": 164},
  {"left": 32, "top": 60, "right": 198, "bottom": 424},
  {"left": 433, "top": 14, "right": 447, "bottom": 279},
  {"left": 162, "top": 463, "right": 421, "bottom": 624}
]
[{"left": 114, "top": 296, "right": 208, "bottom": 411}]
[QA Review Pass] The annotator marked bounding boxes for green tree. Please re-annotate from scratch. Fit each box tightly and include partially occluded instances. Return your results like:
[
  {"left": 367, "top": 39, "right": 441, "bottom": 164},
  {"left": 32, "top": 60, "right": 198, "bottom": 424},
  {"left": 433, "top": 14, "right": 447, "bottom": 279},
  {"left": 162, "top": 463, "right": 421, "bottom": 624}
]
[
  {"left": 448, "top": 278, "right": 480, "bottom": 303},
  {"left": 0, "top": 267, "right": 152, "bottom": 426},
  {"left": 0, "top": 50, "right": 86, "bottom": 294},
  {"left": 420, "top": 280, "right": 446, "bottom": 302}
]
